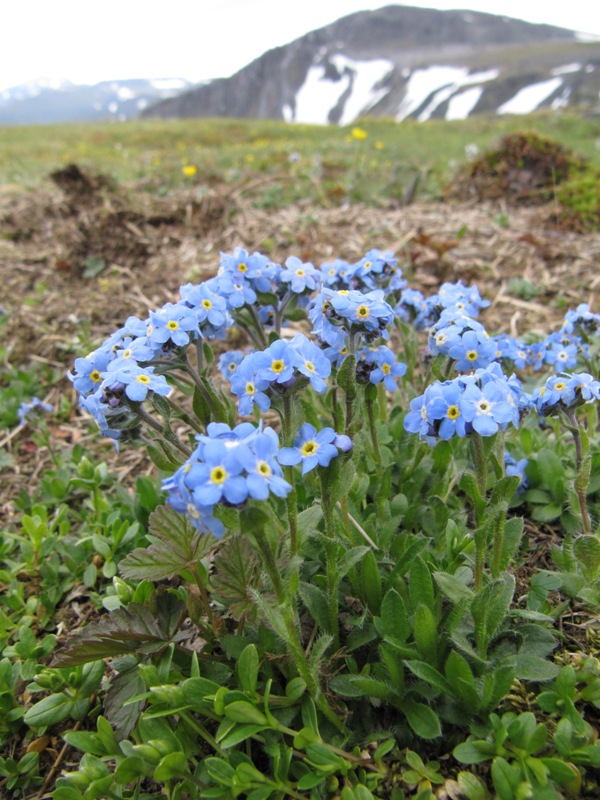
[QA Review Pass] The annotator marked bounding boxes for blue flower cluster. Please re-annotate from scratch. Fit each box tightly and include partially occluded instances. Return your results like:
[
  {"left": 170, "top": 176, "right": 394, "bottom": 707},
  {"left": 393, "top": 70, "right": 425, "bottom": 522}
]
[
  {"left": 162, "top": 422, "right": 292, "bottom": 535},
  {"left": 531, "top": 372, "right": 600, "bottom": 417},
  {"left": 230, "top": 333, "right": 332, "bottom": 415},
  {"left": 404, "top": 363, "right": 526, "bottom": 442}
]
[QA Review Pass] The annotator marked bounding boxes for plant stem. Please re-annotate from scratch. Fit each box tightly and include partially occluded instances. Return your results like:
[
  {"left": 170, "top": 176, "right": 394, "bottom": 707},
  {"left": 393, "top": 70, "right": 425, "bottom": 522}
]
[
  {"left": 320, "top": 472, "right": 339, "bottom": 649},
  {"left": 565, "top": 411, "right": 592, "bottom": 535},
  {"left": 281, "top": 393, "right": 299, "bottom": 553},
  {"left": 133, "top": 404, "right": 192, "bottom": 457}
]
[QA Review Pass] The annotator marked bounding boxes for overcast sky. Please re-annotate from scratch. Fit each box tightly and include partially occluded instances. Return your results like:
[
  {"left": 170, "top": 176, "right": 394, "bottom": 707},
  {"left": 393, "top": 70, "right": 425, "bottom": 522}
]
[{"left": 2, "top": 0, "right": 600, "bottom": 91}]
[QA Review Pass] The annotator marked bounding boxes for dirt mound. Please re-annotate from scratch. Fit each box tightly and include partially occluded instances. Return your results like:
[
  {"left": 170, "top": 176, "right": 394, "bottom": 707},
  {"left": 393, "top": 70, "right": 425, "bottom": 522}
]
[
  {"left": 447, "top": 131, "right": 586, "bottom": 205},
  {"left": 0, "top": 164, "right": 235, "bottom": 277}
]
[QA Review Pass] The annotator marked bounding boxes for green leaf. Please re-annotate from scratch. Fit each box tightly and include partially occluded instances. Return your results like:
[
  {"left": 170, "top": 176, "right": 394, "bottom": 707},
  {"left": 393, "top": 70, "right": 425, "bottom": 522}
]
[
  {"left": 514, "top": 655, "right": 559, "bottom": 682},
  {"left": 402, "top": 698, "right": 441, "bottom": 740},
  {"left": 376, "top": 588, "right": 410, "bottom": 643},
  {"left": 471, "top": 575, "right": 515, "bottom": 657},
  {"left": 24, "top": 693, "right": 75, "bottom": 728},
  {"left": 413, "top": 603, "right": 438, "bottom": 666},
  {"left": 154, "top": 751, "right": 189, "bottom": 782},
  {"left": 114, "top": 757, "right": 147, "bottom": 784},
  {"left": 531, "top": 504, "right": 563, "bottom": 523},
  {"left": 224, "top": 701, "right": 268, "bottom": 725},
  {"left": 82, "top": 256, "right": 107, "bottom": 278},
  {"left": 573, "top": 535, "right": 600, "bottom": 580},
  {"left": 237, "top": 644, "right": 259, "bottom": 694},
  {"left": 490, "top": 476, "right": 521, "bottom": 506},
  {"left": 361, "top": 550, "right": 382, "bottom": 614},
  {"left": 405, "top": 660, "right": 452, "bottom": 695},
  {"left": 220, "top": 723, "right": 266, "bottom": 749},
  {"left": 299, "top": 582, "right": 332, "bottom": 632},
  {"left": 497, "top": 517, "right": 524, "bottom": 573},
  {"left": 491, "top": 757, "right": 521, "bottom": 800},
  {"left": 434, "top": 571, "right": 474, "bottom": 604},
  {"left": 457, "top": 771, "right": 491, "bottom": 800},
  {"left": 444, "top": 651, "right": 479, "bottom": 708},
  {"left": 119, "top": 505, "right": 215, "bottom": 581},
  {"left": 453, "top": 738, "right": 493, "bottom": 765},
  {"left": 409, "top": 557, "right": 434, "bottom": 612},
  {"left": 337, "top": 546, "right": 370, "bottom": 580}
]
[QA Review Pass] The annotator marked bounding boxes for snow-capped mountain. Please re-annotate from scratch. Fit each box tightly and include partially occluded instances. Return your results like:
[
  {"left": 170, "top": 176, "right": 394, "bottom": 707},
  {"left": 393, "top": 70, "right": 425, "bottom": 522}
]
[
  {"left": 0, "top": 78, "right": 193, "bottom": 125},
  {"left": 142, "top": 5, "right": 600, "bottom": 124}
]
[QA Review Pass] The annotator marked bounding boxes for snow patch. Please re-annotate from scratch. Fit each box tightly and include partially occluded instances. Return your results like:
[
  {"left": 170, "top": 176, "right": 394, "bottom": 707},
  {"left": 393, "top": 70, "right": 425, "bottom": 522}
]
[
  {"left": 397, "top": 66, "right": 498, "bottom": 121},
  {"left": 293, "top": 55, "right": 393, "bottom": 125},
  {"left": 294, "top": 65, "right": 351, "bottom": 124},
  {"left": 551, "top": 63, "right": 581, "bottom": 76},
  {"left": 498, "top": 77, "right": 563, "bottom": 114},
  {"left": 446, "top": 87, "right": 484, "bottom": 120}
]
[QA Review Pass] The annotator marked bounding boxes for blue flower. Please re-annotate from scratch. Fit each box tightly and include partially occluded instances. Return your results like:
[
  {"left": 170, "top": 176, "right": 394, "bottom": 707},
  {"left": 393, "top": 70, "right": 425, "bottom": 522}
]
[
  {"left": 230, "top": 354, "right": 271, "bottom": 415},
  {"left": 185, "top": 439, "right": 250, "bottom": 506},
  {"left": 366, "top": 346, "right": 406, "bottom": 392},
  {"left": 448, "top": 329, "right": 496, "bottom": 373},
  {"left": 289, "top": 333, "right": 331, "bottom": 392},
  {"left": 147, "top": 302, "right": 199, "bottom": 348},
  {"left": 101, "top": 365, "right": 171, "bottom": 403},
  {"left": 253, "top": 339, "right": 295, "bottom": 385},
  {"left": 237, "top": 428, "right": 292, "bottom": 500},
  {"left": 280, "top": 256, "right": 320, "bottom": 294},
  {"left": 426, "top": 381, "right": 468, "bottom": 440},
  {"left": 460, "top": 381, "right": 515, "bottom": 436},
  {"left": 18, "top": 397, "right": 53, "bottom": 426},
  {"left": 278, "top": 423, "right": 340, "bottom": 475},
  {"left": 68, "top": 349, "right": 112, "bottom": 395},
  {"left": 218, "top": 350, "right": 246, "bottom": 381}
]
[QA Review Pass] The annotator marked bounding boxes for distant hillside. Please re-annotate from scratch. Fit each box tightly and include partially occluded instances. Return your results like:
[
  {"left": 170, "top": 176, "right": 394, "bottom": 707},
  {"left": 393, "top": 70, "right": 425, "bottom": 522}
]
[
  {"left": 0, "top": 78, "right": 192, "bottom": 125},
  {"left": 142, "top": 4, "right": 600, "bottom": 124}
]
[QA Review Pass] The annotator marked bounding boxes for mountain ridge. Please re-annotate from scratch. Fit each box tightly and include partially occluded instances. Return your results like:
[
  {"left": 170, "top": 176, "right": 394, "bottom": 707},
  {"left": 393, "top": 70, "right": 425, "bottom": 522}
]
[{"left": 141, "top": 5, "right": 600, "bottom": 124}]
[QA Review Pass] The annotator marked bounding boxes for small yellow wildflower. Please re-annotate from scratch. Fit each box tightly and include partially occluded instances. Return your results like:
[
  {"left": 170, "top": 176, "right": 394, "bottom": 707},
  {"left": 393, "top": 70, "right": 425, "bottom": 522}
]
[
  {"left": 182, "top": 164, "right": 198, "bottom": 177},
  {"left": 351, "top": 127, "right": 368, "bottom": 141}
]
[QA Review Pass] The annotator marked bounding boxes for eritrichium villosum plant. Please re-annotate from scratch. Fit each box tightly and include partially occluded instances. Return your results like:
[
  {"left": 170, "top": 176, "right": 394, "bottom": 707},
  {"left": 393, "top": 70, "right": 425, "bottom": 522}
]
[{"left": 58, "top": 246, "right": 600, "bottom": 798}]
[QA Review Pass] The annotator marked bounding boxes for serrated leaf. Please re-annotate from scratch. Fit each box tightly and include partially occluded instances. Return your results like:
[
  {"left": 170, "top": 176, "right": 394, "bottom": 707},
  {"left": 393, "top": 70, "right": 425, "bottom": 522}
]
[
  {"left": 211, "top": 535, "right": 260, "bottom": 621},
  {"left": 119, "top": 505, "right": 215, "bottom": 581},
  {"left": 103, "top": 666, "right": 146, "bottom": 739},
  {"left": 52, "top": 593, "right": 185, "bottom": 666}
]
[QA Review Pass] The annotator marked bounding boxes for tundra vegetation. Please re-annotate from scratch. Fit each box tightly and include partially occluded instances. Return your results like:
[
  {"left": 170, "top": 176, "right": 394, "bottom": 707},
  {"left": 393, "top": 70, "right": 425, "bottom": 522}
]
[{"left": 1, "top": 111, "right": 600, "bottom": 799}]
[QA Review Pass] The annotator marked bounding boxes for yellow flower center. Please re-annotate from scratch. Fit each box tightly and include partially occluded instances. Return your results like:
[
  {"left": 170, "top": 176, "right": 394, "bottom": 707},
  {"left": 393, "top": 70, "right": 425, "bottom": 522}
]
[
  {"left": 338, "top": 289, "right": 349, "bottom": 295},
  {"left": 257, "top": 461, "right": 271, "bottom": 477},
  {"left": 295, "top": 269, "right": 306, "bottom": 277},
  {"left": 202, "top": 299, "right": 212, "bottom": 309},
  {"left": 237, "top": 263, "right": 248, "bottom": 273},
  {"left": 363, "top": 261, "right": 372, "bottom": 271},
  {"left": 210, "top": 466, "right": 227, "bottom": 484},
  {"left": 167, "top": 320, "right": 179, "bottom": 331},
  {"left": 357, "top": 305, "right": 370, "bottom": 318},
  {"left": 304, "top": 361, "right": 315, "bottom": 372},
  {"left": 122, "top": 349, "right": 132, "bottom": 360},
  {"left": 447, "top": 405, "right": 460, "bottom": 420},
  {"left": 555, "top": 382, "right": 566, "bottom": 391},
  {"left": 466, "top": 350, "right": 478, "bottom": 361},
  {"left": 301, "top": 441, "right": 318, "bottom": 457},
  {"left": 90, "top": 370, "right": 101, "bottom": 383},
  {"left": 136, "top": 374, "right": 151, "bottom": 384},
  {"left": 271, "top": 360, "right": 285, "bottom": 373},
  {"left": 382, "top": 364, "right": 391, "bottom": 375},
  {"left": 246, "top": 382, "right": 255, "bottom": 395}
]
